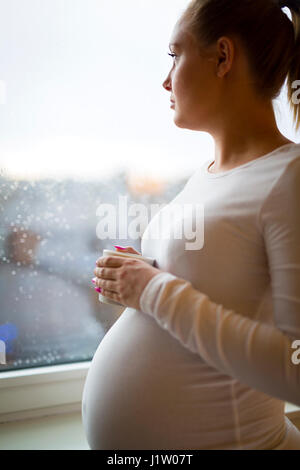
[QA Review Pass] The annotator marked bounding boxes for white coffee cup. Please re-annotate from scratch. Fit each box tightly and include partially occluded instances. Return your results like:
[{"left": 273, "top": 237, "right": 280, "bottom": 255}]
[{"left": 98, "top": 249, "right": 156, "bottom": 306}]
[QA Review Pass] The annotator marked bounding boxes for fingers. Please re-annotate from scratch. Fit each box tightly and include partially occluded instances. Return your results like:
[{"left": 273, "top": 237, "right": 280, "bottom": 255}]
[
  {"left": 101, "top": 288, "right": 122, "bottom": 304},
  {"left": 93, "top": 266, "right": 117, "bottom": 280},
  {"left": 95, "top": 256, "right": 123, "bottom": 268},
  {"left": 114, "top": 245, "right": 141, "bottom": 255},
  {"left": 94, "top": 277, "right": 118, "bottom": 293}
]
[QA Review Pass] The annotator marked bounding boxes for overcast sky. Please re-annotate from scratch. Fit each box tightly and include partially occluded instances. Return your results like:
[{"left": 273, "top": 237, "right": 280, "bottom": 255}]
[{"left": 0, "top": 1, "right": 298, "bottom": 181}]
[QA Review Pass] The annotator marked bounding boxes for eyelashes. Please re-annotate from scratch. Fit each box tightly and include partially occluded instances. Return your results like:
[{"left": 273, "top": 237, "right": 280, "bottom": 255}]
[{"left": 168, "top": 52, "right": 177, "bottom": 60}]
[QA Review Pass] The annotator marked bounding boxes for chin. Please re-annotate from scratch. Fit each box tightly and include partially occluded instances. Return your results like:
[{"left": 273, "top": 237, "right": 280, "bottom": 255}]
[
  {"left": 173, "top": 115, "right": 200, "bottom": 131},
  {"left": 173, "top": 112, "right": 187, "bottom": 129}
]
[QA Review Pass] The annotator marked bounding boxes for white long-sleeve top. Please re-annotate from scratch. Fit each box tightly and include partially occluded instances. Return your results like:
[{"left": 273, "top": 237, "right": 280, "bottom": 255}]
[{"left": 82, "top": 142, "right": 300, "bottom": 450}]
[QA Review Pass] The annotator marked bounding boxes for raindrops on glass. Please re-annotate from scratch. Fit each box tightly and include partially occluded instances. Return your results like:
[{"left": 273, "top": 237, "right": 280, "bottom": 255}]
[{"left": 0, "top": 171, "right": 189, "bottom": 371}]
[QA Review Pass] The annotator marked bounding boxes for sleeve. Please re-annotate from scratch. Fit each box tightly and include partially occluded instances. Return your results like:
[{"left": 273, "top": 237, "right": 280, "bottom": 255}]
[{"left": 139, "top": 157, "right": 300, "bottom": 407}]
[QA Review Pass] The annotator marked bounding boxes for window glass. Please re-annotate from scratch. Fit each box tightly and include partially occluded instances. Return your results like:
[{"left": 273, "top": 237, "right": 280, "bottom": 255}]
[{"left": 0, "top": 0, "right": 298, "bottom": 371}]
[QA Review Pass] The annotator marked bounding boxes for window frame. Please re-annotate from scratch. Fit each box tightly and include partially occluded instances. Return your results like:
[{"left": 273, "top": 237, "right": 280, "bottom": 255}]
[
  {"left": 0, "top": 361, "right": 90, "bottom": 423},
  {"left": 0, "top": 361, "right": 299, "bottom": 425}
]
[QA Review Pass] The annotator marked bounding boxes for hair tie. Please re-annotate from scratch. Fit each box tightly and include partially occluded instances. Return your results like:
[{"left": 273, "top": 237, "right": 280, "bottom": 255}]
[{"left": 278, "top": 0, "right": 300, "bottom": 14}]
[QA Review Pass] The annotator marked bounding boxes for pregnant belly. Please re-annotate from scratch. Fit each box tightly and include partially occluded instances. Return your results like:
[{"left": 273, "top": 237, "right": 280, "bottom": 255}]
[{"left": 81, "top": 307, "right": 237, "bottom": 450}]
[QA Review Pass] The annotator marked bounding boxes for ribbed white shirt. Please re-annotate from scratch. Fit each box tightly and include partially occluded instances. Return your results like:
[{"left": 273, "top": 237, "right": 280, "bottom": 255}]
[{"left": 82, "top": 142, "right": 300, "bottom": 449}]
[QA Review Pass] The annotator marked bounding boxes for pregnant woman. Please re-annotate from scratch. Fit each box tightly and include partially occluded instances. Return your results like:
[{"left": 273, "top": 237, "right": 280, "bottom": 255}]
[{"left": 82, "top": 0, "right": 300, "bottom": 449}]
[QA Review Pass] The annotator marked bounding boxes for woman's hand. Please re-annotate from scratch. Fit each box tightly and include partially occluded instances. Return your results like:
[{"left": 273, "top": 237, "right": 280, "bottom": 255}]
[{"left": 93, "top": 246, "right": 161, "bottom": 310}]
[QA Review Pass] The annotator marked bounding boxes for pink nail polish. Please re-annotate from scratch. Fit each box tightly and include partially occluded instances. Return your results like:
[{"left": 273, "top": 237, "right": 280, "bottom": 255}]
[
  {"left": 95, "top": 287, "right": 102, "bottom": 293},
  {"left": 92, "top": 279, "right": 96, "bottom": 284},
  {"left": 114, "top": 245, "right": 126, "bottom": 250}
]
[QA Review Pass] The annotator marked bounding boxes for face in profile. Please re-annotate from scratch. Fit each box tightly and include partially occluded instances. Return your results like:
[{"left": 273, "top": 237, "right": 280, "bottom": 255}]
[{"left": 162, "top": 18, "right": 221, "bottom": 132}]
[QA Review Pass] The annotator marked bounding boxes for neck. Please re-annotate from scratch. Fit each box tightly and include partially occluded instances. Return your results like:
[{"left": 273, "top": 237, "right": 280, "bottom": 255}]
[{"left": 209, "top": 98, "right": 293, "bottom": 173}]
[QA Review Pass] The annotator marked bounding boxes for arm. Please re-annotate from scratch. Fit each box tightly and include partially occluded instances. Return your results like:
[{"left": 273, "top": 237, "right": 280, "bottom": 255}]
[{"left": 139, "top": 158, "right": 300, "bottom": 407}]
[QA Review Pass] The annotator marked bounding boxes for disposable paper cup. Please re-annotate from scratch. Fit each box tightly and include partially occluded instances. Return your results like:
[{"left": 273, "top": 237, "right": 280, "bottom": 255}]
[{"left": 98, "top": 249, "right": 155, "bottom": 306}]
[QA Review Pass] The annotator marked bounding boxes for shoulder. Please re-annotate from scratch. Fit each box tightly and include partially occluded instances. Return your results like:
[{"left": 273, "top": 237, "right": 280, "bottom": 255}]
[
  {"left": 271, "top": 155, "right": 300, "bottom": 199},
  {"left": 258, "top": 155, "right": 300, "bottom": 233},
  {"left": 281, "top": 153, "right": 300, "bottom": 178},
  {"left": 264, "top": 154, "right": 300, "bottom": 200}
]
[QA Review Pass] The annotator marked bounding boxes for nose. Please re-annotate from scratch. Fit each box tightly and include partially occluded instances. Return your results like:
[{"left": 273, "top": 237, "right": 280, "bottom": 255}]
[{"left": 162, "top": 71, "right": 172, "bottom": 92}]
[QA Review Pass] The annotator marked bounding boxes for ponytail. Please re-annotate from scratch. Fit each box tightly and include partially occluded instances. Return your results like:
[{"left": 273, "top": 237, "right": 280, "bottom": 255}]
[{"left": 283, "top": 2, "right": 300, "bottom": 132}]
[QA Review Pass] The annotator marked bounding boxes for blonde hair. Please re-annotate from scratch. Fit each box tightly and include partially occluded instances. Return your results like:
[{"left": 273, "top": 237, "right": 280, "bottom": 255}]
[{"left": 180, "top": 0, "right": 300, "bottom": 132}]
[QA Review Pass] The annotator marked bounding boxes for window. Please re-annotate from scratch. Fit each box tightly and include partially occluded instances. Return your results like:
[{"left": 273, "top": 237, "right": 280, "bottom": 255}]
[
  {"left": 0, "top": 0, "right": 196, "bottom": 374},
  {"left": 0, "top": 1, "right": 298, "bottom": 378}
]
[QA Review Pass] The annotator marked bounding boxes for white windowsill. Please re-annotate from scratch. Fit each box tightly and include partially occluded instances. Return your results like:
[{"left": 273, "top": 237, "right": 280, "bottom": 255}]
[
  {"left": 0, "top": 411, "right": 90, "bottom": 450},
  {"left": 0, "top": 361, "right": 91, "bottom": 423},
  {"left": 0, "top": 361, "right": 299, "bottom": 427}
]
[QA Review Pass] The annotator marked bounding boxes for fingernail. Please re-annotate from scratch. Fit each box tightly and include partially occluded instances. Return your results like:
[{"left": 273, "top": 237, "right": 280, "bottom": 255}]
[
  {"left": 92, "top": 279, "right": 96, "bottom": 284},
  {"left": 114, "top": 245, "right": 126, "bottom": 250},
  {"left": 95, "top": 287, "right": 102, "bottom": 293}
]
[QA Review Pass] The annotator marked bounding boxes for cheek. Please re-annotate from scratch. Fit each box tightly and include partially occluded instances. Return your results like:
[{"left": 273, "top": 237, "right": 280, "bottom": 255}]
[
  {"left": 173, "top": 65, "right": 203, "bottom": 105},
  {"left": 171, "top": 70, "right": 182, "bottom": 98}
]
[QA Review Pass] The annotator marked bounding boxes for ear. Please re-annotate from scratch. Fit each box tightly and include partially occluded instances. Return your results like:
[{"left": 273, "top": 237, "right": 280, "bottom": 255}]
[{"left": 215, "top": 36, "right": 234, "bottom": 78}]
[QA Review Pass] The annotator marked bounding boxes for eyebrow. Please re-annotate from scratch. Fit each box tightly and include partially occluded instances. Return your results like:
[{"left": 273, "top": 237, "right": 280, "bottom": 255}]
[{"left": 169, "top": 42, "right": 181, "bottom": 49}]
